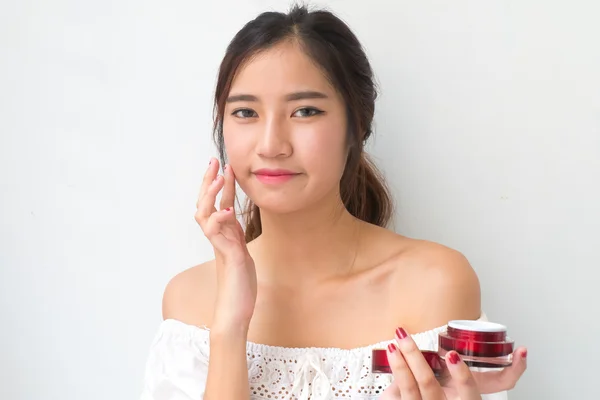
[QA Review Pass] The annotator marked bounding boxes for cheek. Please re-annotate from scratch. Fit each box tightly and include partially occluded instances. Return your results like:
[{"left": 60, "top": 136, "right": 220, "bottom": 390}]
[
  {"left": 222, "top": 123, "right": 253, "bottom": 169},
  {"left": 297, "top": 124, "right": 347, "bottom": 179}
]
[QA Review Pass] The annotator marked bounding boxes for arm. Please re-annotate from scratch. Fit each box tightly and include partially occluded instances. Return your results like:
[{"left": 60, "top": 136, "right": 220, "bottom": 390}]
[
  {"left": 193, "top": 159, "right": 257, "bottom": 399},
  {"left": 160, "top": 267, "right": 252, "bottom": 400},
  {"left": 204, "top": 325, "right": 251, "bottom": 400},
  {"left": 143, "top": 160, "right": 256, "bottom": 400}
]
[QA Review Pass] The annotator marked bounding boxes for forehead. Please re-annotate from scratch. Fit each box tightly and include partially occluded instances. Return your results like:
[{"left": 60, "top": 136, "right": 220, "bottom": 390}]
[{"left": 229, "top": 40, "right": 336, "bottom": 96}]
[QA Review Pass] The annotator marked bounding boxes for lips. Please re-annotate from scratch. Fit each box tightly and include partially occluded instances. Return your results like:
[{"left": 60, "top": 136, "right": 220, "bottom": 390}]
[
  {"left": 253, "top": 168, "right": 299, "bottom": 176},
  {"left": 252, "top": 168, "right": 300, "bottom": 184}
]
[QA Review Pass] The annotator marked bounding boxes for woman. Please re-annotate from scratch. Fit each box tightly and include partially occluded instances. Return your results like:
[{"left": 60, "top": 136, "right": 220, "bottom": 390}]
[{"left": 141, "top": 5, "right": 527, "bottom": 400}]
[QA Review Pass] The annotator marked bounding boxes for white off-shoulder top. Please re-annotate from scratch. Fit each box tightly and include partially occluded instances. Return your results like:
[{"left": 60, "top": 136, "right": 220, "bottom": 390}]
[{"left": 140, "top": 314, "right": 507, "bottom": 400}]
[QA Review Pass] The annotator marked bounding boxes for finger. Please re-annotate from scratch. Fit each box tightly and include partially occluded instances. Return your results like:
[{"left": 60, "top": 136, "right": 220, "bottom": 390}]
[
  {"left": 206, "top": 208, "right": 248, "bottom": 265},
  {"left": 197, "top": 157, "right": 219, "bottom": 208},
  {"left": 395, "top": 327, "right": 444, "bottom": 399},
  {"left": 233, "top": 216, "right": 249, "bottom": 248},
  {"left": 219, "top": 164, "right": 236, "bottom": 210},
  {"left": 203, "top": 206, "right": 236, "bottom": 239},
  {"left": 472, "top": 347, "right": 528, "bottom": 394},
  {"left": 445, "top": 352, "right": 481, "bottom": 400},
  {"left": 387, "top": 343, "right": 421, "bottom": 400},
  {"left": 195, "top": 175, "right": 224, "bottom": 227}
]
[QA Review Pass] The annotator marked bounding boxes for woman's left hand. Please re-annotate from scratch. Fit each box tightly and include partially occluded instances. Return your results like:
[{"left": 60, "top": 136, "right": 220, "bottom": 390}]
[{"left": 380, "top": 327, "right": 528, "bottom": 399}]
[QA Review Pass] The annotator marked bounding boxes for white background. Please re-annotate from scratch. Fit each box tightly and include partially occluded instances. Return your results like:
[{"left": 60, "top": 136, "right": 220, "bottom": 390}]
[{"left": 1, "top": 1, "right": 598, "bottom": 399}]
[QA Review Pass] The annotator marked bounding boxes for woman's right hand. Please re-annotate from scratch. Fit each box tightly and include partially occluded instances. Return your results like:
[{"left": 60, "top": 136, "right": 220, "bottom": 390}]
[{"left": 195, "top": 158, "right": 257, "bottom": 333}]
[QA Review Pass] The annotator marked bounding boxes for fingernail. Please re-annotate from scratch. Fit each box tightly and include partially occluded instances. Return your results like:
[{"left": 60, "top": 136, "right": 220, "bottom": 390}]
[
  {"left": 388, "top": 343, "right": 397, "bottom": 353},
  {"left": 225, "top": 207, "right": 231, "bottom": 211},
  {"left": 396, "top": 327, "right": 407, "bottom": 340},
  {"left": 521, "top": 349, "right": 527, "bottom": 359},
  {"left": 448, "top": 352, "right": 460, "bottom": 365},
  {"left": 209, "top": 158, "right": 212, "bottom": 165}
]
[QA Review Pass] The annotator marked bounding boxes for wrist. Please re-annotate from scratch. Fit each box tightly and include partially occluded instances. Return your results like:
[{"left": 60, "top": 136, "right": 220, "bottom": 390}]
[
  {"left": 209, "top": 321, "right": 249, "bottom": 344},
  {"left": 215, "top": 253, "right": 250, "bottom": 270}
]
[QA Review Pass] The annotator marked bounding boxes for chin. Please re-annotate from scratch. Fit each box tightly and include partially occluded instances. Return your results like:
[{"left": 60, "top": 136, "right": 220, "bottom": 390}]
[{"left": 251, "top": 195, "right": 306, "bottom": 215}]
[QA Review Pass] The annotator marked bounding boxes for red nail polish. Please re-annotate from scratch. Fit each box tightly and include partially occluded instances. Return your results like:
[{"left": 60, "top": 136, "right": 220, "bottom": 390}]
[
  {"left": 388, "top": 343, "right": 397, "bottom": 352},
  {"left": 521, "top": 350, "right": 527, "bottom": 359},
  {"left": 448, "top": 352, "right": 460, "bottom": 365},
  {"left": 396, "top": 327, "right": 407, "bottom": 340},
  {"left": 225, "top": 207, "right": 231, "bottom": 211}
]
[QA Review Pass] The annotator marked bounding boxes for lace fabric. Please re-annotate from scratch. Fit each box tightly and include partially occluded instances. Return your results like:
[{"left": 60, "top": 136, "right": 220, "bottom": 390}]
[{"left": 140, "top": 317, "right": 507, "bottom": 400}]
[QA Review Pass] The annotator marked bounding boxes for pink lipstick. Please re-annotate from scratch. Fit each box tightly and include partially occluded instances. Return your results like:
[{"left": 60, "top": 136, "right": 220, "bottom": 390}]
[{"left": 253, "top": 168, "right": 299, "bottom": 184}]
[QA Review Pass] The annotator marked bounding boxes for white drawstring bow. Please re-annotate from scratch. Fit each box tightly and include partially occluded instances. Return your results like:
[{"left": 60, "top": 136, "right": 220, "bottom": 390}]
[{"left": 289, "top": 352, "right": 332, "bottom": 400}]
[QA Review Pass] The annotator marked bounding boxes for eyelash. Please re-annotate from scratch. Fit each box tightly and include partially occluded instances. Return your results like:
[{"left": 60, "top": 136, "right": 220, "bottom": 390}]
[
  {"left": 231, "top": 109, "right": 257, "bottom": 118},
  {"left": 231, "top": 107, "right": 324, "bottom": 119}
]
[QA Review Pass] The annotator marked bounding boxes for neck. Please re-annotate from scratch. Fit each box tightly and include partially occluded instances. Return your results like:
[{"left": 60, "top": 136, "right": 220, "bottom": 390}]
[{"left": 251, "top": 193, "right": 363, "bottom": 284}]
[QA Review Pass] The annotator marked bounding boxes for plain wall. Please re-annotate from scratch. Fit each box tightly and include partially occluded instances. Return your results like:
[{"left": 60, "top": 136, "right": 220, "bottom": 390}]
[{"left": 1, "top": 0, "right": 598, "bottom": 399}]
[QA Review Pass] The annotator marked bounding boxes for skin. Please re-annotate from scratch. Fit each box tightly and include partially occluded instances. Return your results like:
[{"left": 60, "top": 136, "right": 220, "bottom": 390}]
[{"left": 163, "top": 40, "right": 527, "bottom": 399}]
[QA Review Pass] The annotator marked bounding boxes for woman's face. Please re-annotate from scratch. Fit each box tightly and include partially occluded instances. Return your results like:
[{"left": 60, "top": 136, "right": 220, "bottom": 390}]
[{"left": 222, "top": 41, "right": 348, "bottom": 214}]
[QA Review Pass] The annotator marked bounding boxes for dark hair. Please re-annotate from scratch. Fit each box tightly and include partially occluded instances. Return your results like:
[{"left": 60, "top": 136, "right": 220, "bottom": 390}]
[{"left": 212, "top": 4, "right": 394, "bottom": 242}]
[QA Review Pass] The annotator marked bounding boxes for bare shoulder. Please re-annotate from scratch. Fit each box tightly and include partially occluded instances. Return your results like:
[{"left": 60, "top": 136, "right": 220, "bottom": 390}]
[
  {"left": 161, "top": 259, "right": 218, "bottom": 327},
  {"left": 402, "top": 238, "right": 479, "bottom": 285},
  {"left": 386, "top": 235, "right": 481, "bottom": 331}
]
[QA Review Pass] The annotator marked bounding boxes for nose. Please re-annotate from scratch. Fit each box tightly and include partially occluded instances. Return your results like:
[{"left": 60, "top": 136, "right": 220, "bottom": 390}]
[{"left": 256, "top": 115, "right": 292, "bottom": 158}]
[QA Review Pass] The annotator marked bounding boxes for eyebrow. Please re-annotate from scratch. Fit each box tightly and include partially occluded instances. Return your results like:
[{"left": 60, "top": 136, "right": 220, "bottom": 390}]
[{"left": 225, "top": 91, "right": 329, "bottom": 103}]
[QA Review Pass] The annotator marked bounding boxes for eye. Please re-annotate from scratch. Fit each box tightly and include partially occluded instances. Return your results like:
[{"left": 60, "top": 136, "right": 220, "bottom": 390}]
[
  {"left": 232, "top": 108, "right": 257, "bottom": 118},
  {"left": 292, "top": 107, "right": 324, "bottom": 118}
]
